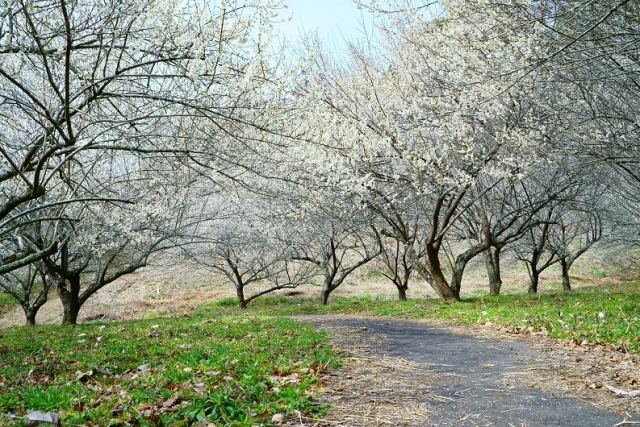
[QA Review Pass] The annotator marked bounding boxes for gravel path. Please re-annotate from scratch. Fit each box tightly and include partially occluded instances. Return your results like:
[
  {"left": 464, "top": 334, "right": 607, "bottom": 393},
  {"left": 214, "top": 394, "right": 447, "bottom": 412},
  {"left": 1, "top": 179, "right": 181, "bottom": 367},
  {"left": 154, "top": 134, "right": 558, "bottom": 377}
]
[{"left": 298, "top": 315, "right": 629, "bottom": 427}]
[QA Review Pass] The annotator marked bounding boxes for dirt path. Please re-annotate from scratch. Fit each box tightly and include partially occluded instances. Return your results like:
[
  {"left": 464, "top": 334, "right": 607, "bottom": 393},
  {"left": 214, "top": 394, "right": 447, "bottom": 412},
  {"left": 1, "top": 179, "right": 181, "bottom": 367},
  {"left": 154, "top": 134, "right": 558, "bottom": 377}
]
[{"left": 297, "top": 315, "right": 640, "bottom": 427}]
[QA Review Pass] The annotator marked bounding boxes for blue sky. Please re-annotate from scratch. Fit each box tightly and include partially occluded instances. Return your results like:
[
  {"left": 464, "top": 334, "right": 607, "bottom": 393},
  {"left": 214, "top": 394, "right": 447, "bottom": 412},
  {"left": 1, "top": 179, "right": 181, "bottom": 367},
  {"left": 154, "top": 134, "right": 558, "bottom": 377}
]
[{"left": 275, "top": 0, "right": 375, "bottom": 50}]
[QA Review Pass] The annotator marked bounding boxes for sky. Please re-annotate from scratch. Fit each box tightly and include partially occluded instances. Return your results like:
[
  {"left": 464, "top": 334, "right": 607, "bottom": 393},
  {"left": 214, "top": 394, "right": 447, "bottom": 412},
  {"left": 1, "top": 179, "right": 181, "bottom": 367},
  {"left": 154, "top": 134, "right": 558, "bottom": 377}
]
[{"left": 275, "top": 0, "right": 375, "bottom": 51}]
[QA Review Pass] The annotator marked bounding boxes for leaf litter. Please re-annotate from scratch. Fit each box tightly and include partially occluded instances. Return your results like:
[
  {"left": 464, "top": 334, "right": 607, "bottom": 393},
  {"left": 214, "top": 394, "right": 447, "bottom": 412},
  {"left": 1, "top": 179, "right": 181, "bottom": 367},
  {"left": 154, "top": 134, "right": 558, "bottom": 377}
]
[{"left": 298, "top": 318, "right": 443, "bottom": 426}]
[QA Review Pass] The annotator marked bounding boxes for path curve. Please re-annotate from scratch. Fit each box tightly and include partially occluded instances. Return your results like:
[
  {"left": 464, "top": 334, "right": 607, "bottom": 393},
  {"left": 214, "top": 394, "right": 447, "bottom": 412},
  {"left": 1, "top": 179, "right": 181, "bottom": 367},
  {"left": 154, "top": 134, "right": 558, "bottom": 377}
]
[{"left": 297, "top": 315, "right": 630, "bottom": 427}]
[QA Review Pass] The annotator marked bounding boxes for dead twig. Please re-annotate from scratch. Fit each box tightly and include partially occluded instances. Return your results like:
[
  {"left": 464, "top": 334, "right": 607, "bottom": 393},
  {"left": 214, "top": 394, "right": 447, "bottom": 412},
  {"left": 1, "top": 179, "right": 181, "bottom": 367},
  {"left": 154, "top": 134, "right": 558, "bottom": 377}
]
[{"left": 612, "top": 420, "right": 640, "bottom": 426}]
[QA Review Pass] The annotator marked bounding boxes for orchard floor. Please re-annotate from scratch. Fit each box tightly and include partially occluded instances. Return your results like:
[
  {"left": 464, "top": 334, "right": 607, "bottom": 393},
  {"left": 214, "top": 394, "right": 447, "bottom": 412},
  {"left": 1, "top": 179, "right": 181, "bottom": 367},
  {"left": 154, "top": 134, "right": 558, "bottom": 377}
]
[
  {"left": 2, "top": 259, "right": 639, "bottom": 426},
  {"left": 297, "top": 315, "right": 640, "bottom": 427}
]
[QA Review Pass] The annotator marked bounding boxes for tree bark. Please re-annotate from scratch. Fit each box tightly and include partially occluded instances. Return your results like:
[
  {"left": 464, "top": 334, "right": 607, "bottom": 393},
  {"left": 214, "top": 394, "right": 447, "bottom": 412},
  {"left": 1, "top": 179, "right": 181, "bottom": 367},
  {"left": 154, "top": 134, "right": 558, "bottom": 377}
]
[
  {"left": 19, "top": 276, "right": 50, "bottom": 326},
  {"left": 56, "top": 274, "right": 81, "bottom": 325},
  {"left": 449, "top": 246, "right": 488, "bottom": 301},
  {"left": 320, "top": 286, "right": 332, "bottom": 306},
  {"left": 22, "top": 294, "right": 48, "bottom": 326},
  {"left": 485, "top": 247, "right": 502, "bottom": 296},
  {"left": 397, "top": 286, "right": 408, "bottom": 301},
  {"left": 24, "top": 308, "right": 37, "bottom": 326},
  {"left": 236, "top": 287, "right": 247, "bottom": 309},
  {"left": 560, "top": 257, "right": 572, "bottom": 293},
  {"left": 407, "top": 245, "right": 459, "bottom": 301},
  {"left": 427, "top": 246, "right": 461, "bottom": 301},
  {"left": 61, "top": 300, "right": 79, "bottom": 325},
  {"left": 528, "top": 270, "right": 539, "bottom": 295}
]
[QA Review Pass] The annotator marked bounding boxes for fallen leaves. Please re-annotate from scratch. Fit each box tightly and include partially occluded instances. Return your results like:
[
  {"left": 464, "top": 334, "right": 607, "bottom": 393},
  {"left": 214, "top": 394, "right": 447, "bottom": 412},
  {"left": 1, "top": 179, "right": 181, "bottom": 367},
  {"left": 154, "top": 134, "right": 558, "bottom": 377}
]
[
  {"left": 269, "top": 372, "right": 302, "bottom": 385},
  {"left": 0, "top": 315, "right": 336, "bottom": 426},
  {"left": 271, "top": 413, "right": 285, "bottom": 425},
  {"left": 76, "top": 367, "right": 113, "bottom": 383},
  {"left": 162, "top": 393, "right": 180, "bottom": 408},
  {"left": 500, "top": 324, "right": 640, "bottom": 415}
]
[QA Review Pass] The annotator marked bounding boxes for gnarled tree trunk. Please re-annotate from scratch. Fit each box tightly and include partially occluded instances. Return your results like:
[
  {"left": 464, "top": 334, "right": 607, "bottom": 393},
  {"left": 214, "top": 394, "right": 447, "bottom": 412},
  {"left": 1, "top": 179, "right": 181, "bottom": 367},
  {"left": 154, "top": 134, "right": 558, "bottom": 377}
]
[
  {"left": 320, "top": 286, "right": 332, "bottom": 306},
  {"left": 56, "top": 274, "right": 82, "bottom": 325},
  {"left": 24, "top": 307, "right": 38, "bottom": 326},
  {"left": 407, "top": 245, "right": 459, "bottom": 301},
  {"left": 485, "top": 247, "right": 502, "bottom": 296}
]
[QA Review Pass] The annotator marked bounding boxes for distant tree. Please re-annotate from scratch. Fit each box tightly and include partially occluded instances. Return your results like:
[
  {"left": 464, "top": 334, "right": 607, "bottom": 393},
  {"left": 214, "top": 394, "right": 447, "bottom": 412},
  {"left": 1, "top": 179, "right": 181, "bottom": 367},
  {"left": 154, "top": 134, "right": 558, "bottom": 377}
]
[
  {"left": 289, "top": 203, "right": 381, "bottom": 305},
  {"left": 453, "top": 166, "right": 577, "bottom": 296},
  {"left": 42, "top": 158, "right": 201, "bottom": 325},
  {"left": 512, "top": 207, "right": 559, "bottom": 295},
  {"left": 188, "top": 197, "right": 316, "bottom": 309},
  {"left": 546, "top": 184, "right": 606, "bottom": 293},
  {"left": 377, "top": 235, "right": 416, "bottom": 301},
  {"left": 0, "top": 262, "right": 50, "bottom": 325}
]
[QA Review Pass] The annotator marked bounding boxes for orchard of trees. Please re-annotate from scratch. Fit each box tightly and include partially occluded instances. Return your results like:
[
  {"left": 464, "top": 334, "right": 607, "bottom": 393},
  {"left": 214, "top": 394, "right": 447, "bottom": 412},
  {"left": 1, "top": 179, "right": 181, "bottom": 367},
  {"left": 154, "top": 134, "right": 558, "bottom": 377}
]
[{"left": 1, "top": 0, "right": 639, "bottom": 325}]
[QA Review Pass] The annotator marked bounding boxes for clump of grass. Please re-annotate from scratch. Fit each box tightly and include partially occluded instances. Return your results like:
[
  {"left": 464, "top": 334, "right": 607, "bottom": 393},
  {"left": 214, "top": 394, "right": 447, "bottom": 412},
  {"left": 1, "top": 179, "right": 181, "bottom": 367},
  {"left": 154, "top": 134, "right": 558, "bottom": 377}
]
[
  {"left": 232, "top": 282, "right": 640, "bottom": 353},
  {"left": 0, "top": 292, "right": 16, "bottom": 314},
  {"left": 0, "top": 312, "right": 336, "bottom": 426}
]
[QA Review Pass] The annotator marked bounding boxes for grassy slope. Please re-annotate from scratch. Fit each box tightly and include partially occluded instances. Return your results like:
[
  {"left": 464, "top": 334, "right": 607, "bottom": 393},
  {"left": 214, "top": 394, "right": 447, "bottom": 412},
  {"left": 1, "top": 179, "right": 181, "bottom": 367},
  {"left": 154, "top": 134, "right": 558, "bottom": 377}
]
[{"left": 0, "top": 311, "right": 337, "bottom": 426}]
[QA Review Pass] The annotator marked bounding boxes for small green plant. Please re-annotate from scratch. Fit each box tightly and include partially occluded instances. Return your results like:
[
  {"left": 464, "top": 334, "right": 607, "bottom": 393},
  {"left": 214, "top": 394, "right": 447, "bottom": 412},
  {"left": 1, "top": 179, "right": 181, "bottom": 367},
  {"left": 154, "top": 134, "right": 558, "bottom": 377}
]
[
  {"left": 141, "top": 311, "right": 160, "bottom": 319},
  {"left": 183, "top": 391, "right": 251, "bottom": 425},
  {"left": 212, "top": 296, "right": 240, "bottom": 307}
]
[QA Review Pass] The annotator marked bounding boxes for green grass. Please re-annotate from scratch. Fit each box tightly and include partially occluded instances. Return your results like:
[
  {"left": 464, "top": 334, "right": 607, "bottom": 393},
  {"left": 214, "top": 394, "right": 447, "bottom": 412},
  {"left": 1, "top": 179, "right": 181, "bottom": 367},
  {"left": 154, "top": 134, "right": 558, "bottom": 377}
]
[
  {"left": 0, "top": 312, "right": 337, "bottom": 426},
  {"left": 0, "top": 291, "right": 16, "bottom": 305},
  {"left": 3, "top": 281, "right": 640, "bottom": 425},
  {"left": 214, "top": 282, "right": 640, "bottom": 353},
  {"left": 0, "top": 292, "right": 17, "bottom": 317}
]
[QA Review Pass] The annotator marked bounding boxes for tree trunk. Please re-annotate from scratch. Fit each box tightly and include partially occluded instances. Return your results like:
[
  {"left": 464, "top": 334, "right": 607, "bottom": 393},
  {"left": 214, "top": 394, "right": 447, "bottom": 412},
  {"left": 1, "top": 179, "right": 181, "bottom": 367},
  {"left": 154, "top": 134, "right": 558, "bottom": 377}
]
[
  {"left": 235, "top": 284, "right": 247, "bottom": 309},
  {"left": 56, "top": 274, "right": 81, "bottom": 325},
  {"left": 560, "top": 258, "right": 571, "bottom": 293},
  {"left": 528, "top": 270, "right": 539, "bottom": 295},
  {"left": 485, "top": 247, "right": 502, "bottom": 296},
  {"left": 24, "top": 307, "right": 37, "bottom": 326},
  {"left": 407, "top": 245, "right": 459, "bottom": 301},
  {"left": 62, "top": 303, "right": 80, "bottom": 325},
  {"left": 21, "top": 280, "right": 50, "bottom": 326},
  {"left": 320, "top": 265, "right": 339, "bottom": 306},
  {"left": 448, "top": 267, "right": 465, "bottom": 302},
  {"left": 397, "top": 286, "right": 408, "bottom": 301},
  {"left": 320, "top": 286, "right": 331, "bottom": 306},
  {"left": 433, "top": 273, "right": 460, "bottom": 301},
  {"left": 448, "top": 249, "right": 484, "bottom": 301}
]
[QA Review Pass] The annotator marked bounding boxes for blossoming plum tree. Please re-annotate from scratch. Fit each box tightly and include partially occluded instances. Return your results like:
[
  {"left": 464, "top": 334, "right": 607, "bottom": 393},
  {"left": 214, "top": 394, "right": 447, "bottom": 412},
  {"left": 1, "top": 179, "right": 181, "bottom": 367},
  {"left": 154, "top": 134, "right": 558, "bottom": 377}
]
[
  {"left": 295, "top": 0, "right": 552, "bottom": 300},
  {"left": 0, "top": 0, "right": 284, "bottom": 279}
]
